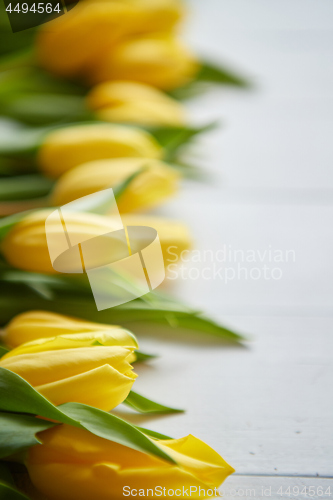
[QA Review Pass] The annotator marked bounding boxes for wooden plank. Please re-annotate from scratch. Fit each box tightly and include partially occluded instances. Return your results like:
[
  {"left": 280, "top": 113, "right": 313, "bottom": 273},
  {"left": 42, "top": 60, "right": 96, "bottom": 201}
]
[
  {"left": 155, "top": 203, "right": 333, "bottom": 316},
  {"left": 121, "top": 317, "right": 333, "bottom": 476}
]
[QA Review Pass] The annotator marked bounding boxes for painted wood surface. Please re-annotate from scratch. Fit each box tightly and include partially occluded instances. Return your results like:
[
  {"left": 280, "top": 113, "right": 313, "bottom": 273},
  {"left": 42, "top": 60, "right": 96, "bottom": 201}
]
[{"left": 120, "top": 1, "right": 333, "bottom": 496}]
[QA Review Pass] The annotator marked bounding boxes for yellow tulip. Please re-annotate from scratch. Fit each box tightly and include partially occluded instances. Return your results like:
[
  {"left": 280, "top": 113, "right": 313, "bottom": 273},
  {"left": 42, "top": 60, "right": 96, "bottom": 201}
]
[
  {"left": 27, "top": 425, "right": 234, "bottom": 500},
  {"left": 87, "top": 81, "right": 186, "bottom": 126},
  {"left": 37, "top": 2, "right": 135, "bottom": 78},
  {"left": 122, "top": 214, "right": 191, "bottom": 262},
  {"left": 1, "top": 210, "right": 190, "bottom": 274},
  {"left": 122, "top": 0, "right": 185, "bottom": 34},
  {"left": 38, "top": 124, "right": 162, "bottom": 178},
  {"left": 0, "top": 334, "right": 137, "bottom": 411},
  {"left": 2, "top": 310, "right": 138, "bottom": 349},
  {"left": 51, "top": 157, "right": 180, "bottom": 212},
  {"left": 37, "top": 0, "right": 185, "bottom": 79},
  {"left": 89, "top": 34, "right": 199, "bottom": 90}
]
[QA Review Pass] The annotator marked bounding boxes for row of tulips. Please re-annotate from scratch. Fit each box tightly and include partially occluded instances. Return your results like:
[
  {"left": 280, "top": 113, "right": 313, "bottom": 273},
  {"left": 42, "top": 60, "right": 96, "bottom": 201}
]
[
  {"left": 0, "top": 0, "right": 246, "bottom": 497},
  {"left": 0, "top": 311, "right": 234, "bottom": 499}
]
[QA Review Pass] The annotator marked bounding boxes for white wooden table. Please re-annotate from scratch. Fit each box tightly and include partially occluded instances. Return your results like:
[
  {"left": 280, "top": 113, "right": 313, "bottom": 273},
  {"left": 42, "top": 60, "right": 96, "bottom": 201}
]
[{"left": 117, "top": 1, "right": 333, "bottom": 497}]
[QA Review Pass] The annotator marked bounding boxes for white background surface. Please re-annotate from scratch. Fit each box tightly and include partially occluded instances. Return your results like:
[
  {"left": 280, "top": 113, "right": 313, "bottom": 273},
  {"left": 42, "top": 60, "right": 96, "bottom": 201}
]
[{"left": 117, "top": 1, "right": 333, "bottom": 497}]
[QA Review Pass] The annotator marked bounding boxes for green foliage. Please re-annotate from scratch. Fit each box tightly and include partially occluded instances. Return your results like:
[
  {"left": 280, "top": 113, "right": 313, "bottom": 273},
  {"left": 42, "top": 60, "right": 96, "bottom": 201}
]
[
  {"left": 124, "top": 391, "right": 184, "bottom": 414},
  {"left": 0, "top": 413, "right": 56, "bottom": 459},
  {"left": 197, "top": 61, "right": 250, "bottom": 87},
  {"left": 0, "top": 175, "right": 53, "bottom": 201},
  {"left": 133, "top": 351, "right": 157, "bottom": 363},
  {"left": 0, "top": 345, "right": 9, "bottom": 358},
  {"left": 0, "top": 368, "right": 176, "bottom": 463},
  {"left": 169, "top": 60, "right": 250, "bottom": 100},
  {"left": 150, "top": 123, "right": 216, "bottom": 163},
  {"left": 0, "top": 276, "right": 244, "bottom": 342},
  {"left": 0, "top": 462, "right": 30, "bottom": 500}
]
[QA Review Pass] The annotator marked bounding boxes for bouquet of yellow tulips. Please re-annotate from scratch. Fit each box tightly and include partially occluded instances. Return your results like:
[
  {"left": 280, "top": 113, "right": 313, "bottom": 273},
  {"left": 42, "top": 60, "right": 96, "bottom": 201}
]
[{"left": 0, "top": 0, "right": 248, "bottom": 497}]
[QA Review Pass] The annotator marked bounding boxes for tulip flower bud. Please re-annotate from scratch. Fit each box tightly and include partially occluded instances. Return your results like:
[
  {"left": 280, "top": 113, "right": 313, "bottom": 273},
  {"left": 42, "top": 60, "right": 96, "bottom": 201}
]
[
  {"left": 87, "top": 81, "right": 186, "bottom": 127},
  {"left": 27, "top": 425, "right": 234, "bottom": 500},
  {"left": 37, "top": 0, "right": 185, "bottom": 79},
  {"left": 1, "top": 210, "right": 190, "bottom": 274},
  {"left": 122, "top": 214, "right": 191, "bottom": 262},
  {"left": 0, "top": 333, "right": 137, "bottom": 411},
  {"left": 89, "top": 35, "right": 199, "bottom": 90},
  {"left": 37, "top": 2, "right": 135, "bottom": 78},
  {"left": 38, "top": 124, "right": 162, "bottom": 178},
  {"left": 2, "top": 310, "right": 138, "bottom": 349},
  {"left": 51, "top": 157, "right": 180, "bottom": 212}
]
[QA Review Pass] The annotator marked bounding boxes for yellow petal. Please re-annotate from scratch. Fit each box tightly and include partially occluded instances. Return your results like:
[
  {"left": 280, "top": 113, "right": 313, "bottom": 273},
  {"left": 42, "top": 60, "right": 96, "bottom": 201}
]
[
  {"left": 0, "top": 346, "right": 135, "bottom": 386},
  {"left": 51, "top": 157, "right": 180, "bottom": 212},
  {"left": 89, "top": 35, "right": 199, "bottom": 90},
  {"left": 37, "top": 0, "right": 185, "bottom": 78},
  {"left": 2, "top": 210, "right": 190, "bottom": 274},
  {"left": 87, "top": 80, "right": 186, "bottom": 127},
  {"left": 2, "top": 331, "right": 138, "bottom": 359},
  {"left": 122, "top": 214, "right": 191, "bottom": 261},
  {"left": 36, "top": 363, "right": 136, "bottom": 410},
  {"left": 38, "top": 124, "right": 162, "bottom": 178},
  {"left": 3, "top": 310, "right": 135, "bottom": 348},
  {"left": 27, "top": 426, "right": 234, "bottom": 500}
]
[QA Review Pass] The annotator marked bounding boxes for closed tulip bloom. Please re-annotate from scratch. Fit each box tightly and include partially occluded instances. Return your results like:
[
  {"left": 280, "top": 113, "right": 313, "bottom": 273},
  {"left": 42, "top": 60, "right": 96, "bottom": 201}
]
[
  {"left": 51, "top": 157, "right": 180, "bottom": 212},
  {"left": 89, "top": 35, "right": 199, "bottom": 90},
  {"left": 2, "top": 310, "right": 138, "bottom": 349},
  {"left": 0, "top": 335, "right": 137, "bottom": 410},
  {"left": 2, "top": 210, "right": 190, "bottom": 274},
  {"left": 122, "top": 214, "right": 191, "bottom": 262},
  {"left": 27, "top": 425, "right": 234, "bottom": 500},
  {"left": 127, "top": 0, "right": 184, "bottom": 33},
  {"left": 38, "top": 124, "right": 162, "bottom": 178},
  {"left": 1, "top": 210, "right": 121, "bottom": 274},
  {"left": 87, "top": 81, "right": 186, "bottom": 126},
  {"left": 37, "top": 2, "right": 135, "bottom": 78},
  {"left": 37, "top": 0, "right": 184, "bottom": 79}
]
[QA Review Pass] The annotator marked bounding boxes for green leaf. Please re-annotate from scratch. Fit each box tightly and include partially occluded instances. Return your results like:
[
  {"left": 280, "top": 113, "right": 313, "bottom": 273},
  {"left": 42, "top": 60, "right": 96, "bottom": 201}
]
[
  {"left": 0, "top": 346, "right": 10, "bottom": 358},
  {"left": 0, "top": 412, "right": 56, "bottom": 459},
  {"left": 0, "top": 463, "right": 30, "bottom": 500},
  {"left": 0, "top": 175, "right": 53, "bottom": 201},
  {"left": 197, "top": 61, "right": 250, "bottom": 87},
  {"left": 1, "top": 94, "right": 92, "bottom": 126},
  {"left": 0, "top": 462, "right": 15, "bottom": 487},
  {"left": 0, "top": 368, "right": 77, "bottom": 423},
  {"left": 134, "top": 351, "right": 157, "bottom": 363},
  {"left": 60, "top": 403, "right": 176, "bottom": 464},
  {"left": 169, "top": 61, "right": 249, "bottom": 100},
  {"left": 0, "top": 210, "right": 34, "bottom": 240},
  {"left": 150, "top": 123, "right": 217, "bottom": 163},
  {"left": 113, "top": 167, "right": 146, "bottom": 202},
  {"left": 0, "top": 119, "right": 51, "bottom": 156},
  {"left": 124, "top": 391, "right": 184, "bottom": 414},
  {"left": 136, "top": 427, "right": 173, "bottom": 441},
  {"left": 0, "top": 282, "right": 244, "bottom": 342},
  {"left": 0, "top": 368, "right": 175, "bottom": 464}
]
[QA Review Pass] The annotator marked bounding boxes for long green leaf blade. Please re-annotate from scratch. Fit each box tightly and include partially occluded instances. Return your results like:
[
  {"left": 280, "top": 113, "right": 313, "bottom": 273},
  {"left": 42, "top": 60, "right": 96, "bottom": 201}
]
[
  {"left": 0, "top": 175, "right": 53, "bottom": 201},
  {"left": 0, "top": 368, "right": 175, "bottom": 464},
  {"left": 197, "top": 61, "right": 250, "bottom": 87},
  {"left": 0, "top": 462, "right": 30, "bottom": 500},
  {"left": 124, "top": 391, "right": 184, "bottom": 414},
  {"left": 60, "top": 403, "right": 176, "bottom": 464},
  {"left": 0, "top": 413, "right": 56, "bottom": 459}
]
